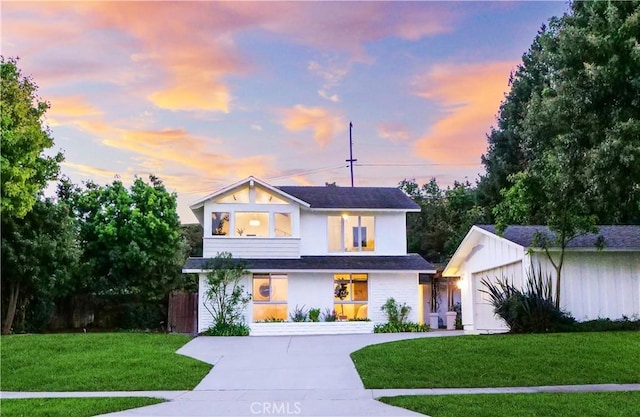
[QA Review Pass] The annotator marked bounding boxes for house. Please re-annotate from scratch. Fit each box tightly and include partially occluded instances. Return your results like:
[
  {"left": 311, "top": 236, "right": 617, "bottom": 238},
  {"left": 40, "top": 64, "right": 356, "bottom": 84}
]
[
  {"left": 443, "top": 225, "right": 640, "bottom": 333},
  {"left": 182, "top": 176, "right": 436, "bottom": 335}
]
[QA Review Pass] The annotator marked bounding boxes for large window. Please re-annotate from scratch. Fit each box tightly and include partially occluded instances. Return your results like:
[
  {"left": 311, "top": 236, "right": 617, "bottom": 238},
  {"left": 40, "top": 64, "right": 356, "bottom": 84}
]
[
  {"left": 334, "top": 273, "right": 368, "bottom": 320},
  {"left": 253, "top": 274, "right": 288, "bottom": 321},
  {"left": 216, "top": 185, "right": 250, "bottom": 203},
  {"left": 235, "top": 212, "right": 269, "bottom": 237},
  {"left": 328, "top": 215, "right": 375, "bottom": 252},
  {"left": 274, "top": 213, "right": 292, "bottom": 237},
  {"left": 211, "top": 212, "right": 230, "bottom": 235}
]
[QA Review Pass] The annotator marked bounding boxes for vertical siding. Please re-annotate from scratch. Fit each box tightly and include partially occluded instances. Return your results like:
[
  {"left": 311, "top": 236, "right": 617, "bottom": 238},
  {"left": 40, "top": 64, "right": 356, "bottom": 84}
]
[
  {"left": 369, "top": 273, "right": 419, "bottom": 324},
  {"left": 472, "top": 261, "right": 524, "bottom": 333},
  {"left": 532, "top": 251, "right": 640, "bottom": 321}
]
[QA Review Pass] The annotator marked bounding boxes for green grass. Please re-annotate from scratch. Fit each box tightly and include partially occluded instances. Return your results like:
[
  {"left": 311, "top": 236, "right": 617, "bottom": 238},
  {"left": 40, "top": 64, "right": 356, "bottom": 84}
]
[
  {"left": 351, "top": 332, "right": 640, "bottom": 388},
  {"left": 379, "top": 392, "right": 640, "bottom": 417},
  {"left": 0, "top": 397, "right": 163, "bottom": 417},
  {"left": 0, "top": 333, "right": 212, "bottom": 391}
]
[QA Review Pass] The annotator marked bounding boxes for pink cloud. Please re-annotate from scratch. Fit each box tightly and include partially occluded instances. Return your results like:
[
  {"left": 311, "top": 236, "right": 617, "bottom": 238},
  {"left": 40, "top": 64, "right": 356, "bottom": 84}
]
[
  {"left": 412, "top": 61, "right": 516, "bottom": 163},
  {"left": 281, "top": 105, "right": 345, "bottom": 147}
]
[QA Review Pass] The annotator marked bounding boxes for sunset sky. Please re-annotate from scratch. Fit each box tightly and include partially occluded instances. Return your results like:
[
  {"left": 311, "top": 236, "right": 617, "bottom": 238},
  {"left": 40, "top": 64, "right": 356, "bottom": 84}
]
[{"left": 2, "top": 1, "right": 568, "bottom": 222}]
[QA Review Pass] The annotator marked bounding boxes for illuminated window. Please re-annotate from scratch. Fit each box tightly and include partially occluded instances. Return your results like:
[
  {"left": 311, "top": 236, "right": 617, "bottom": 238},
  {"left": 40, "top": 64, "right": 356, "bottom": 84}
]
[
  {"left": 216, "top": 185, "right": 250, "bottom": 203},
  {"left": 235, "top": 212, "right": 269, "bottom": 237},
  {"left": 274, "top": 213, "right": 292, "bottom": 237},
  {"left": 211, "top": 212, "right": 230, "bottom": 235},
  {"left": 255, "top": 186, "right": 288, "bottom": 204},
  {"left": 328, "top": 215, "right": 375, "bottom": 252},
  {"left": 253, "top": 274, "right": 288, "bottom": 321},
  {"left": 334, "top": 274, "right": 368, "bottom": 320}
]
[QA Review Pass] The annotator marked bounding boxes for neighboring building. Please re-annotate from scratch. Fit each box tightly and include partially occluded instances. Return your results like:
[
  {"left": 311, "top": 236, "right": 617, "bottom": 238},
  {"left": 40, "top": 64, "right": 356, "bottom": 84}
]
[
  {"left": 443, "top": 225, "right": 640, "bottom": 333},
  {"left": 183, "top": 176, "right": 436, "bottom": 334}
]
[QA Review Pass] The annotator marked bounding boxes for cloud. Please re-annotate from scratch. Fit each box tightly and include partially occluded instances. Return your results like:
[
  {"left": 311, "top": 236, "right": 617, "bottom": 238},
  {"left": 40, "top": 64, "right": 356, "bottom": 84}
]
[
  {"left": 412, "top": 61, "right": 516, "bottom": 163},
  {"left": 377, "top": 122, "right": 411, "bottom": 142},
  {"left": 47, "top": 95, "right": 103, "bottom": 118},
  {"left": 281, "top": 105, "right": 345, "bottom": 147}
]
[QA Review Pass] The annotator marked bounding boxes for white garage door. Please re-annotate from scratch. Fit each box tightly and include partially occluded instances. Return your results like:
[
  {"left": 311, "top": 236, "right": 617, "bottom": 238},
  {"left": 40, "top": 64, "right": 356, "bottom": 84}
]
[{"left": 472, "top": 261, "right": 523, "bottom": 333}]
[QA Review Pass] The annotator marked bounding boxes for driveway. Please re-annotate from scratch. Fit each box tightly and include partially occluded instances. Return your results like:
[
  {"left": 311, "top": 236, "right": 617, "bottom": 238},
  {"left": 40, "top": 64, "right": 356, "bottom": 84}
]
[{"left": 102, "top": 331, "right": 463, "bottom": 417}]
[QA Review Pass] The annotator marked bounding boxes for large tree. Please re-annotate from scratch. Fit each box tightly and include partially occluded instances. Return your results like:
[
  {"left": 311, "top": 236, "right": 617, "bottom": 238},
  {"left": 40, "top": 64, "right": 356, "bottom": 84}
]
[
  {"left": 1, "top": 57, "right": 63, "bottom": 219},
  {"left": 492, "top": 1, "right": 640, "bottom": 307},
  {"left": 1, "top": 198, "right": 79, "bottom": 334},
  {"left": 480, "top": 2, "right": 640, "bottom": 224},
  {"left": 63, "top": 175, "right": 186, "bottom": 302}
]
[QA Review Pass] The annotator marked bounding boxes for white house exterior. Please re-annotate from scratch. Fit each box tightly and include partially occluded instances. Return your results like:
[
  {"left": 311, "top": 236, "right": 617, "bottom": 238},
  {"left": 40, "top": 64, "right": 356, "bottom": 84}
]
[
  {"left": 183, "top": 176, "right": 436, "bottom": 335},
  {"left": 443, "top": 225, "right": 640, "bottom": 334}
]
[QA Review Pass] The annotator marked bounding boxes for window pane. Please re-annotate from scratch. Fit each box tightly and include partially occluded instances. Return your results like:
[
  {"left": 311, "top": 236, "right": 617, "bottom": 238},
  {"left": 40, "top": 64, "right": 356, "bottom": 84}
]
[
  {"left": 216, "top": 185, "right": 249, "bottom": 203},
  {"left": 328, "top": 216, "right": 342, "bottom": 252},
  {"left": 211, "top": 212, "right": 230, "bottom": 235},
  {"left": 334, "top": 303, "right": 368, "bottom": 320},
  {"left": 343, "top": 216, "right": 357, "bottom": 251},
  {"left": 235, "top": 212, "right": 269, "bottom": 237},
  {"left": 274, "top": 213, "right": 292, "bottom": 237},
  {"left": 360, "top": 216, "right": 375, "bottom": 251},
  {"left": 271, "top": 276, "right": 288, "bottom": 301},
  {"left": 253, "top": 277, "right": 270, "bottom": 302},
  {"left": 255, "top": 186, "right": 287, "bottom": 204},
  {"left": 253, "top": 304, "right": 287, "bottom": 321},
  {"left": 353, "top": 281, "right": 368, "bottom": 301}
]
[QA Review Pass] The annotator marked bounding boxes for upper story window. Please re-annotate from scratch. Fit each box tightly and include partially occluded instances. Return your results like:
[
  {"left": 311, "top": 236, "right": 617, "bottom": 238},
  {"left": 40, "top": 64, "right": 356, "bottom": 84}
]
[
  {"left": 216, "top": 185, "right": 250, "bottom": 203},
  {"left": 212, "top": 212, "right": 230, "bottom": 235},
  {"left": 235, "top": 212, "right": 269, "bottom": 237},
  {"left": 328, "top": 215, "right": 375, "bottom": 252},
  {"left": 255, "top": 186, "right": 287, "bottom": 204}
]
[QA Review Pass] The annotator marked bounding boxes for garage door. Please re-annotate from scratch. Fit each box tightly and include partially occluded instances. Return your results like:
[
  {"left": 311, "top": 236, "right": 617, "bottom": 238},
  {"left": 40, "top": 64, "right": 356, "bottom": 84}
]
[{"left": 472, "top": 261, "right": 523, "bottom": 333}]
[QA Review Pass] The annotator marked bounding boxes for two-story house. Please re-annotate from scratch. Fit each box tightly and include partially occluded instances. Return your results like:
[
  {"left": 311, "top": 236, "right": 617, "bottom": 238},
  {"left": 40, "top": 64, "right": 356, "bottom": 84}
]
[{"left": 183, "top": 176, "right": 436, "bottom": 334}]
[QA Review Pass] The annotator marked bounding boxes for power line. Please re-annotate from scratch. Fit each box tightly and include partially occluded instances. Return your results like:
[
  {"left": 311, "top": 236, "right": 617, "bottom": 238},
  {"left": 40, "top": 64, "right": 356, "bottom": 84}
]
[{"left": 355, "top": 162, "right": 480, "bottom": 167}]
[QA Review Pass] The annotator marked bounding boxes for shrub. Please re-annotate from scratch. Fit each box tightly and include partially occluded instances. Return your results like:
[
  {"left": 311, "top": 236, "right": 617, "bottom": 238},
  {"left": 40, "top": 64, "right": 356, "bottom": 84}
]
[
  {"left": 308, "top": 308, "right": 321, "bottom": 322},
  {"left": 321, "top": 308, "right": 337, "bottom": 322},
  {"left": 256, "top": 317, "right": 285, "bottom": 323},
  {"left": 289, "top": 305, "right": 308, "bottom": 322},
  {"left": 376, "top": 297, "right": 428, "bottom": 333},
  {"left": 203, "top": 322, "right": 250, "bottom": 336},
  {"left": 374, "top": 322, "right": 429, "bottom": 333},
  {"left": 481, "top": 268, "right": 575, "bottom": 333},
  {"left": 562, "top": 316, "right": 640, "bottom": 332}
]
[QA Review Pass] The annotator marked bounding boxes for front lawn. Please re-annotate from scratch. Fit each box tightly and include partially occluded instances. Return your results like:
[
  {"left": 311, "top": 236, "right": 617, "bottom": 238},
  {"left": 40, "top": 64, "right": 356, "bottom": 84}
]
[
  {"left": 380, "top": 392, "right": 640, "bottom": 417},
  {"left": 0, "top": 333, "right": 212, "bottom": 391},
  {"left": 351, "top": 332, "right": 640, "bottom": 388},
  {"left": 0, "top": 397, "right": 163, "bottom": 417}
]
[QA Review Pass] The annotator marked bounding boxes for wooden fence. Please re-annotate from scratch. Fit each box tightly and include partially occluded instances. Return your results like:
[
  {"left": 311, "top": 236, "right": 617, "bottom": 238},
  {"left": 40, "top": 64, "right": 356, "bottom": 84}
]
[{"left": 167, "top": 291, "right": 197, "bottom": 334}]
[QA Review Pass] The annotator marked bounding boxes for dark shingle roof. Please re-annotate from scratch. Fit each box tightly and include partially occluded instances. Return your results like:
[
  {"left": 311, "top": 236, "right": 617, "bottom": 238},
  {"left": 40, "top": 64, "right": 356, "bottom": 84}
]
[
  {"left": 477, "top": 225, "right": 640, "bottom": 250},
  {"left": 277, "top": 186, "right": 419, "bottom": 210},
  {"left": 184, "top": 254, "right": 435, "bottom": 271}
]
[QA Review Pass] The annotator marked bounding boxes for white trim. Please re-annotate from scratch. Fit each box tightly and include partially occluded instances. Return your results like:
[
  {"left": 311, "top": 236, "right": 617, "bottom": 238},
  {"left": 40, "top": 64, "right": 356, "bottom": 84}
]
[
  {"left": 190, "top": 176, "right": 311, "bottom": 209},
  {"left": 184, "top": 268, "right": 436, "bottom": 274}
]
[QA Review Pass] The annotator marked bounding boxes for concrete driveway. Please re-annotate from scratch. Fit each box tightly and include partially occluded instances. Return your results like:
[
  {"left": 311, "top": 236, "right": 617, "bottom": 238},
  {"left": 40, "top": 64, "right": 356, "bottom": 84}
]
[{"left": 103, "top": 331, "right": 464, "bottom": 416}]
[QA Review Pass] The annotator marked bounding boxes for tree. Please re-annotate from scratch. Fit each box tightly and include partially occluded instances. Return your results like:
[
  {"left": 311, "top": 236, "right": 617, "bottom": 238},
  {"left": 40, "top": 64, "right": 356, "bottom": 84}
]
[
  {"left": 400, "top": 178, "right": 490, "bottom": 263},
  {"left": 1, "top": 57, "right": 63, "bottom": 219},
  {"left": 1, "top": 197, "right": 79, "bottom": 334},
  {"left": 63, "top": 175, "right": 186, "bottom": 303},
  {"left": 202, "top": 252, "right": 251, "bottom": 336},
  {"left": 479, "top": 2, "right": 640, "bottom": 224}
]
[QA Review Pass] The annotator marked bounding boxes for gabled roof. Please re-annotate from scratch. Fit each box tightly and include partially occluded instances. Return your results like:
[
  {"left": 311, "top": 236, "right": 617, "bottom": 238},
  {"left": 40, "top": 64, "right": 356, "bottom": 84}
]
[
  {"left": 277, "top": 186, "right": 419, "bottom": 210},
  {"left": 189, "top": 176, "right": 310, "bottom": 209},
  {"left": 183, "top": 254, "right": 435, "bottom": 272},
  {"left": 477, "top": 225, "right": 640, "bottom": 250}
]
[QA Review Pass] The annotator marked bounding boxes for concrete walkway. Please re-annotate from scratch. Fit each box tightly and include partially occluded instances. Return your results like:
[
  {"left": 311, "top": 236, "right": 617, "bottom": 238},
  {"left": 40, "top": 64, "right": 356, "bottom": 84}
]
[{"left": 3, "top": 331, "right": 639, "bottom": 416}]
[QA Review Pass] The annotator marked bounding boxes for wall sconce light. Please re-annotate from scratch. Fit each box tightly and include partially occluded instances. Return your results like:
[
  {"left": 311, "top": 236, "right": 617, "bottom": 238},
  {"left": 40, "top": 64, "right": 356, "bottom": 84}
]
[{"left": 456, "top": 278, "right": 464, "bottom": 289}]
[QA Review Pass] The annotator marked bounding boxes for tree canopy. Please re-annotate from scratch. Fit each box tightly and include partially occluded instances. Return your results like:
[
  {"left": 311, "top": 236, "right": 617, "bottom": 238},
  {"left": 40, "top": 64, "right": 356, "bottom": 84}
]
[{"left": 1, "top": 57, "right": 63, "bottom": 219}]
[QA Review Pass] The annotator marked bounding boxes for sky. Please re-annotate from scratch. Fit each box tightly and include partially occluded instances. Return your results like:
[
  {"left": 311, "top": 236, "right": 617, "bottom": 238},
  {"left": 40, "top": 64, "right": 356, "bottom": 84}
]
[{"left": 1, "top": 1, "right": 569, "bottom": 223}]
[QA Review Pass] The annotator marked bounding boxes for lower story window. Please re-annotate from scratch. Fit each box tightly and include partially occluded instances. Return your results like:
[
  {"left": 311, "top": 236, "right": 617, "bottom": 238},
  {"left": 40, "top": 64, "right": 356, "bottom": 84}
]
[
  {"left": 334, "top": 273, "right": 368, "bottom": 320},
  {"left": 253, "top": 274, "right": 288, "bottom": 321}
]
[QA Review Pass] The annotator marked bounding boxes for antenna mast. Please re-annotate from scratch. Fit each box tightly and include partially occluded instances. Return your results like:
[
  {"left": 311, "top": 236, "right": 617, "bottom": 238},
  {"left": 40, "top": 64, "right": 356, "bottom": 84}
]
[{"left": 346, "top": 122, "right": 357, "bottom": 187}]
